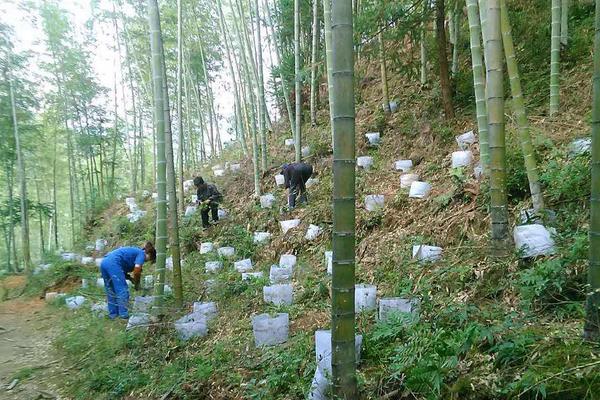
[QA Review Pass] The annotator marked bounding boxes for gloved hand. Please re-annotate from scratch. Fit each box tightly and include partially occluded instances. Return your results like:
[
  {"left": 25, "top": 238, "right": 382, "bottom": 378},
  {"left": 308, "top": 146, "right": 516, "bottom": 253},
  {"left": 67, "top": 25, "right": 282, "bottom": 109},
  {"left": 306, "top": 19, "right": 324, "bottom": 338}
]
[{"left": 125, "top": 273, "right": 133, "bottom": 282}]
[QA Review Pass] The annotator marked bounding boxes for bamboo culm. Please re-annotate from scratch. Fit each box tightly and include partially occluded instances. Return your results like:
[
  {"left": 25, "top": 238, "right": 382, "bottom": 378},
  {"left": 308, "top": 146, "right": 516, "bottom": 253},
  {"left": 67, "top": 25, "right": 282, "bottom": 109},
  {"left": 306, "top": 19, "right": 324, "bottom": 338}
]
[
  {"left": 294, "top": 0, "right": 302, "bottom": 162},
  {"left": 330, "top": 0, "right": 357, "bottom": 396},
  {"left": 584, "top": 0, "right": 600, "bottom": 341},
  {"left": 500, "top": 0, "right": 545, "bottom": 213},
  {"left": 486, "top": 0, "right": 510, "bottom": 255},
  {"left": 550, "top": 0, "right": 561, "bottom": 116},
  {"left": 466, "top": 0, "right": 490, "bottom": 173}
]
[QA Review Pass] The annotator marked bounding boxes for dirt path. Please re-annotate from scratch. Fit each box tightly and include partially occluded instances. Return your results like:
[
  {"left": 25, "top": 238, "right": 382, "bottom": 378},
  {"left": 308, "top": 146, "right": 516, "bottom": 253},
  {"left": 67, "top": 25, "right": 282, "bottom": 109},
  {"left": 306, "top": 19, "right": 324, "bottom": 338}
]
[{"left": 0, "top": 277, "right": 64, "bottom": 399}]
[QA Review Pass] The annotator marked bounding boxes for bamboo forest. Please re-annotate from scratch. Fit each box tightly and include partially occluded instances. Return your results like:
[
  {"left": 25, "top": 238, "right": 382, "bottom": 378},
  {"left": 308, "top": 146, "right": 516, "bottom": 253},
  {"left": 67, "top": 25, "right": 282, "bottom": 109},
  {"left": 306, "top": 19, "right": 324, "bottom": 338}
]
[{"left": 2, "top": 0, "right": 600, "bottom": 398}]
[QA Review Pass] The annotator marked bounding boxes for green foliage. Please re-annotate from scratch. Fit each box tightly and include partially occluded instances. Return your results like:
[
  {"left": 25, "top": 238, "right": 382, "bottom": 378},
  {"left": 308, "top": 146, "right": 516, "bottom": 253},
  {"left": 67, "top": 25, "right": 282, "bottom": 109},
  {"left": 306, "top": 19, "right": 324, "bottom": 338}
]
[{"left": 541, "top": 153, "right": 591, "bottom": 204}]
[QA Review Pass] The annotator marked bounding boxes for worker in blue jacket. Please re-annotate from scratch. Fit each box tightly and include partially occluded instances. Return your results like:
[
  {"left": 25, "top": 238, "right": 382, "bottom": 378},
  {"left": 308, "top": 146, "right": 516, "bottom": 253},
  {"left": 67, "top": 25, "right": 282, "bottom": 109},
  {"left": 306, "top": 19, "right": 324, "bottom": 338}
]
[{"left": 100, "top": 242, "right": 156, "bottom": 320}]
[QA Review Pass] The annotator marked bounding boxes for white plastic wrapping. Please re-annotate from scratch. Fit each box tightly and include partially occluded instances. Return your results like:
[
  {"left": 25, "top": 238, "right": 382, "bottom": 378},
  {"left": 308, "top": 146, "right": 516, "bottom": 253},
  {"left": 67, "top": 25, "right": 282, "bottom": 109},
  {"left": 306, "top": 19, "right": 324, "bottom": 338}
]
[
  {"left": 263, "top": 284, "right": 293, "bottom": 306},
  {"left": 184, "top": 206, "right": 197, "bottom": 217},
  {"left": 126, "top": 313, "right": 152, "bottom": 330},
  {"left": 242, "top": 272, "right": 264, "bottom": 280},
  {"left": 166, "top": 256, "right": 173, "bottom": 271},
  {"left": 45, "top": 292, "right": 65, "bottom": 302},
  {"left": 127, "top": 210, "right": 146, "bottom": 223},
  {"left": 65, "top": 295, "right": 86, "bottom": 310},
  {"left": 96, "top": 278, "right": 105, "bottom": 288},
  {"left": 234, "top": 258, "right": 253, "bottom": 273},
  {"left": 275, "top": 174, "right": 285, "bottom": 186},
  {"left": 378, "top": 297, "right": 420, "bottom": 321},
  {"left": 569, "top": 138, "right": 592, "bottom": 157},
  {"left": 174, "top": 312, "right": 209, "bottom": 340},
  {"left": 218, "top": 209, "right": 228, "bottom": 219},
  {"left": 132, "top": 296, "right": 157, "bottom": 313},
  {"left": 217, "top": 246, "right": 235, "bottom": 257},
  {"left": 315, "top": 330, "right": 362, "bottom": 373},
  {"left": 513, "top": 224, "right": 556, "bottom": 258},
  {"left": 205, "top": 261, "right": 223, "bottom": 273},
  {"left": 81, "top": 278, "right": 89, "bottom": 288},
  {"left": 284, "top": 138, "right": 295, "bottom": 146},
  {"left": 81, "top": 257, "right": 94, "bottom": 265},
  {"left": 230, "top": 163, "right": 241, "bottom": 172},
  {"left": 365, "top": 195, "right": 385, "bottom": 212},
  {"left": 400, "top": 173, "right": 419, "bottom": 189},
  {"left": 365, "top": 132, "right": 381, "bottom": 146},
  {"left": 280, "top": 219, "right": 301, "bottom": 234},
  {"left": 325, "top": 251, "right": 333, "bottom": 275},
  {"left": 34, "top": 264, "right": 52, "bottom": 275},
  {"left": 183, "top": 179, "right": 195, "bottom": 192},
  {"left": 61, "top": 252, "right": 78, "bottom": 261},
  {"left": 412, "top": 245, "right": 443, "bottom": 262},
  {"left": 355, "top": 284, "right": 377, "bottom": 312},
  {"left": 270, "top": 264, "right": 293, "bottom": 284},
  {"left": 260, "top": 193, "right": 276, "bottom": 209},
  {"left": 306, "top": 178, "right": 319, "bottom": 188},
  {"left": 394, "top": 159, "right": 413, "bottom": 172},
  {"left": 253, "top": 232, "right": 272, "bottom": 244},
  {"left": 252, "top": 313, "right": 289, "bottom": 347},
  {"left": 451, "top": 150, "right": 474, "bottom": 168},
  {"left": 409, "top": 181, "right": 432, "bottom": 199},
  {"left": 95, "top": 239, "right": 107, "bottom": 252},
  {"left": 308, "top": 366, "right": 330, "bottom": 400},
  {"left": 305, "top": 224, "right": 323, "bottom": 240},
  {"left": 192, "top": 302, "right": 218, "bottom": 321},
  {"left": 143, "top": 275, "right": 154, "bottom": 289},
  {"left": 142, "top": 190, "right": 151, "bottom": 199},
  {"left": 456, "top": 130, "right": 477, "bottom": 149},
  {"left": 302, "top": 146, "right": 311, "bottom": 157},
  {"left": 474, "top": 163, "right": 483, "bottom": 180},
  {"left": 90, "top": 302, "right": 108, "bottom": 316},
  {"left": 356, "top": 156, "right": 374, "bottom": 170},
  {"left": 279, "top": 254, "right": 297, "bottom": 268},
  {"left": 199, "top": 242, "right": 214, "bottom": 254}
]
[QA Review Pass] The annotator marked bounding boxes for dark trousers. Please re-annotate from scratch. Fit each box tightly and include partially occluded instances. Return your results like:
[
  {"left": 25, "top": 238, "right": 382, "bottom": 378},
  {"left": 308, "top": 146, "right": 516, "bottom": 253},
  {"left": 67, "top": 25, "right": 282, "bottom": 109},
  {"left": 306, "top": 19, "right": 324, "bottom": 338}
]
[
  {"left": 288, "top": 186, "right": 308, "bottom": 209},
  {"left": 201, "top": 202, "right": 219, "bottom": 227}
]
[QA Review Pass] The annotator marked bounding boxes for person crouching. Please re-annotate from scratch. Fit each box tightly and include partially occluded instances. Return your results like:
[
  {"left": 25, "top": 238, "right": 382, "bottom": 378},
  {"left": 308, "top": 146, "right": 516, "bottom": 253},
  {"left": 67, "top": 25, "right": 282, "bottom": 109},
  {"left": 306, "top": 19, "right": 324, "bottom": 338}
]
[{"left": 194, "top": 176, "right": 223, "bottom": 228}]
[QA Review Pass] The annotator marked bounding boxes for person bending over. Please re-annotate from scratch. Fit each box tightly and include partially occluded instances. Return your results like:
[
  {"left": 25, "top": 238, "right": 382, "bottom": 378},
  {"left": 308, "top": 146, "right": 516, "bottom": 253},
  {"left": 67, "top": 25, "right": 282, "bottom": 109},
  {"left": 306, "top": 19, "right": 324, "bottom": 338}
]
[
  {"left": 194, "top": 176, "right": 223, "bottom": 228},
  {"left": 100, "top": 242, "right": 156, "bottom": 320},
  {"left": 282, "top": 162, "right": 313, "bottom": 209}
]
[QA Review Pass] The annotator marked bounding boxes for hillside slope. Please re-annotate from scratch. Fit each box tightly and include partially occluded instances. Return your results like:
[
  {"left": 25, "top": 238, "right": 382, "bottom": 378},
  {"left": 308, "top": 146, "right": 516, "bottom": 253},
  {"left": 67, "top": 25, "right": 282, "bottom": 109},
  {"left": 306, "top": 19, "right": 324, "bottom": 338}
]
[{"left": 19, "top": 28, "right": 600, "bottom": 400}]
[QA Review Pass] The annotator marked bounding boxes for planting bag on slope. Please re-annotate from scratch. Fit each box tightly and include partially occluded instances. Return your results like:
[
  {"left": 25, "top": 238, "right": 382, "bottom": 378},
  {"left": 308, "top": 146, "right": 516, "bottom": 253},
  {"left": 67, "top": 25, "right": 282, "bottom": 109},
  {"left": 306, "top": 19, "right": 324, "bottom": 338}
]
[
  {"left": 213, "top": 169, "right": 225, "bottom": 177},
  {"left": 143, "top": 275, "right": 154, "bottom": 289},
  {"left": 284, "top": 138, "right": 295, "bottom": 146},
  {"left": 95, "top": 239, "right": 107, "bottom": 252},
  {"left": 409, "top": 181, "right": 432, "bottom": 199},
  {"left": 279, "top": 254, "right": 297, "bottom": 268},
  {"left": 302, "top": 146, "right": 311, "bottom": 157},
  {"left": 253, "top": 232, "right": 271, "bottom": 244},
  {"left": 513, "top": 224, "right": 556, "bottom": 258},
  {"left": 242, "top": 272, "right": 264, "bottom": 280},
  {"left": 184, "top": 206, "right": 197, "bottom": 217},
  {"left": 306, "top": 178, "right": 319, "bottom": 188},
  {"left": 365, "top": 132, "right": 381, "bottom": 146},
  {"left": 263, "top": 284, "right": 293, "bottom": 306},
  {"left": 270, "top": 265, "right": 293, "bottom": 284},
  {"left": 205, "top": 261, "right": 223, "bottom": 273},
  {"left": 568, "top": 138, "right": 591, "bottom": 157},
  {"left": 217, "top": 247, "right": 235, "bottom": 257},
  {"left": 199, "top": 242, "right": 214, "bottom": 254},
  {"left": 451, "top": 151, "right": 474, "bottom": 168},
  {"left": 355, "top": 284, "right": 377, "bottom": 312},
  {"left": 378, "top": 298, "right": 420, "bottom": 322},
  {"left": 394, "top": 160, "right": 413, "bottom": 172},
  {"left": 356, "top": 156, "right": 373, "bottom": 169},
  {"left": 315, "top": 330, "right": 362, "bottom": 373},
  {"left": 234, "top": 259, "right": 253, "bottom": 273},
  {"left": 365, "top": 195, "right": 385, "bottom": 212},
  {"left": 192, "top": 302, "right": 218, "bottom": 321},
  {"left": 400, "top": 173, "right": 419, "bottom": 189},
  {"left": 308, "top": 367, "right": 330, "bottom": 400},
  {"left": 305, "top": 224, "right": 323, "bottom": 240},
  {"left": 412, "top": 245, "right": 443, "bottom": 262},
  {"left": 275, "top": 174, "right": 285, "bottom": 186},
  {"left": 456, "top": 130, "right": 477, "bottom": 149},
  {"left": 260, "top": 193, "right": 276, "bottom": 208},
  {"left": 132, "top": 296, "right": 157, "bottom": 313},
  {"left": 65, "top": 296, "right": 86, "bottom": 310},
  {"left": 325, "top": 251, "right": 333, "bottom": 274},
  {"left": 252, "top": 313, "right": 289, "bottom": 347},
  {"left": 280, "top": 219, "right": 301, "bottom": 234},
  {"left": 90, "top": 302, "right": 108, "bottom": 316},
  {"left": 126, "top": 313, "right": 153, "bottom": 330}
]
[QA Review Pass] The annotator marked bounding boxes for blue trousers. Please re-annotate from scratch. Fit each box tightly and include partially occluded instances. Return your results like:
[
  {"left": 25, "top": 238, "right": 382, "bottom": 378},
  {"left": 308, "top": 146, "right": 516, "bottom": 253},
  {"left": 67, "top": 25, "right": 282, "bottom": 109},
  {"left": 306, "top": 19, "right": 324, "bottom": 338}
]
[{"left": 100, "top": 258, "right": 130, "bottom": 319}]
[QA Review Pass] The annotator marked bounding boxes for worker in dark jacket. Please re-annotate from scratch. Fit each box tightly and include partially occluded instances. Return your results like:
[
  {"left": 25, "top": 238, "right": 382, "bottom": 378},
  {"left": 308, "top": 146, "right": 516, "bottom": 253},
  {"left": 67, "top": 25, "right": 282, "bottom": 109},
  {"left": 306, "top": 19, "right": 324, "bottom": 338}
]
[
  {"left": 194, "top": 176, "right": 223, "bottom": 228},
  {"left": 282, "top": 162, "right": 313, "bottom": 209}
]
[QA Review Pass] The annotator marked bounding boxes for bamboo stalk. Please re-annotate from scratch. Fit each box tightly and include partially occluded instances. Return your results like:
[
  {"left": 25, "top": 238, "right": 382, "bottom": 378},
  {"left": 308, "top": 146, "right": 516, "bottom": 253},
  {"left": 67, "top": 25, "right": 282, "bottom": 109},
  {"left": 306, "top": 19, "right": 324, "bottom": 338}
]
[{"left": 550, "top": 0, "right": 561, "bottom": 116}]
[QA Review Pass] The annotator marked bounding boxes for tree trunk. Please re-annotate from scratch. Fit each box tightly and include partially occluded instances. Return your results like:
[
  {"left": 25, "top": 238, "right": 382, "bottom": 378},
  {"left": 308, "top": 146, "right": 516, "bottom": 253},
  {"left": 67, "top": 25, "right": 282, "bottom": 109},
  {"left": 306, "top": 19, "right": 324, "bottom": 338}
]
[
  {"left": 584, "top": 0, "right": 600, "bottom": 341},
  {"left": 466, "top": 0, "right": 490, "bottom": 173},
  {"left": 378, "top": 31, "right": 391, "bottom": 113},
  {"left": 310, "top": 0, "right": 320, "bottom": 126},
  {"left": 500, "top": 0, "right": 545, "bottom": 213},
  {"left": 254, "top": 0, "right": 268, "bottom": 172},
  {"left": 436, "top": 0, "right": 455, "bottom": 119},
  {"left": 550, "top": 0, "right": 561, "bottom": 116},
  {"left": 35, "top": 178, "right": 44, "bottom": 260},
  {"left": 451, "top": 1, "right": 460, "bottom": 76},
  {"left": 177, "top": 0, "right": 185, "bottom": 215},
  {"left": 486, "top": 0, "right": 510, "bottom": 256},
  {"left": 330, "top": 0, "right": 357, "bottom": 397},
  {"left": 148, "top": 0, "right": 168, "bottom": 299},
  {"left": 294, "top": 0, "right": 302, "bottom": 162},
  {"left": 421, "top": 0, "right": 429, "bottom": 85},
  {"left": 561, "top": 0, "right": 569, "bottom": 47},
  {"left": 6, "top": 60, "right": 31, "bottom": 271}
]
